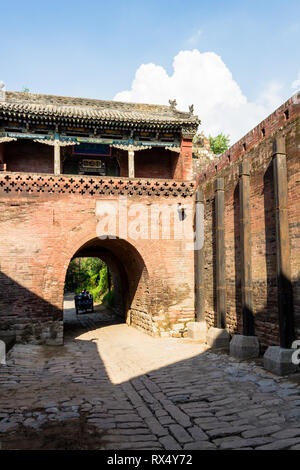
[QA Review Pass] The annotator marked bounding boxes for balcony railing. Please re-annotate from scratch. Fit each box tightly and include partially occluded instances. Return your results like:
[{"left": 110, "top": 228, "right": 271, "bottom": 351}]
[{"left": 0, "top": 172, "right": 195, "bottom": 198}]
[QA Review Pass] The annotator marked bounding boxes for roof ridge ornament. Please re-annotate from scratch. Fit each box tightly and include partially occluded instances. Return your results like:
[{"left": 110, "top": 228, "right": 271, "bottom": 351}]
[
  {"left": 0, "top": 81, "right": 6, "bottom": 102},
  {"left": 168, "top": 99, "right": 177, "bottom": 111},
  {"left": 189, "top": 104, "right": 194, "bottom": 115}
]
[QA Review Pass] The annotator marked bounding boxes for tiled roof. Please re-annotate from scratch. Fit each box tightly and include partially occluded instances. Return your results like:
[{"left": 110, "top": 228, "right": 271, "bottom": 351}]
[{"left": 0, "top": 91, "right": 200, "bottom": 128}]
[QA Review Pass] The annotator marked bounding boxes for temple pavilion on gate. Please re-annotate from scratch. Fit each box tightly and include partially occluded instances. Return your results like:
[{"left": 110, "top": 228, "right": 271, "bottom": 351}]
[{"left": 0, "top": 89, "right": 199, "bottom": 181}]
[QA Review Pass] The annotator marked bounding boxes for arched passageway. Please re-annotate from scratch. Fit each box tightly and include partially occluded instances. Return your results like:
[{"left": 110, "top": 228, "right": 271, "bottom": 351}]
[{"left": 63, "top": 237, "right": 150, "bottom": 335}]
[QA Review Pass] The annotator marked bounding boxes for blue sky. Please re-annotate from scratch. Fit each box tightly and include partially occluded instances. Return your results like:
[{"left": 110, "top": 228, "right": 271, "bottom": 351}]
[{"left": 0, "top": 0, "right": 299, "bottom": 142}]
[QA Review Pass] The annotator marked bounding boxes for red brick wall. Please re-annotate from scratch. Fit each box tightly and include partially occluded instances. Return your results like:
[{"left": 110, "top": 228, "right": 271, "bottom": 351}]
[
  {"left": 2, "top": 143, "right": 186, "bottom": 180},
  {"left": 180, "top": 138, "right": 193, "bottom": 181},
  {"left": 118, "top": 151, "right": 128, "bottom": 177},
  {"left": 118, "top": 148, "right": 183, "bottom": 180},
  {"left": 135, "top": 149, "right": 173, "bottom": 179},
  {"left": 0, "top": 174, "right": 195, "bottom": 344},
  {"left": 198, "top": 93, "right": 300, "bottom": 184},
  {"left": 199, "top": 94, "right": 300, "bottom": 349},
  {"left": 170, "top": 139, "right": 193, "bottom": 181},
  {"left": 4, "top": 141, "right": 54, "bottom": 173}
]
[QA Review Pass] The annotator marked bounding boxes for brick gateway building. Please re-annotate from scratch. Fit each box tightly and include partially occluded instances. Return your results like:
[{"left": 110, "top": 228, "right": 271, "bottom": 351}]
[
  {"left": 0, "top": 89, "right": 299, "bottom": 370},
  {"left": 0, "top": 91, "right": 199, "bottom": 345}
]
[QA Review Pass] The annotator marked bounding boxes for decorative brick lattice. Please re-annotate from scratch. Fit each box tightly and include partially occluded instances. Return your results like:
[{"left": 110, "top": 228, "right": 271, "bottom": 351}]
[{"left": 0, "top": 173, "right": 195, "bottom": 198}]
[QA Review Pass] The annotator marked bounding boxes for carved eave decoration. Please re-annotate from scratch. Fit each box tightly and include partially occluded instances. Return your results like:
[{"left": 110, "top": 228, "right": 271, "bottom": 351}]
[
  {"left": 110, "top": 144, "right": 152, "bottom": 152},
  {"left": 165, "top": 146, "right": 181, "bottom": 153},
  {"left": 33, "top": 138, "right": 79, "bottom": 147},
  {"left": 0, "top": 114, "right": 191, "bottom": 134},
  {"left": 181, "top": 123, "right": 199, "bottom": 139},
  {"left": 0, "top": 137, "right": 17, "bottom": 143}
]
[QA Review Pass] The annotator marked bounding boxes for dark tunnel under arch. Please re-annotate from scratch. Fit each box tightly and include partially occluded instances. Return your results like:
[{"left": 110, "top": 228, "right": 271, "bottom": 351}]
[{"left": 66, "top": 237, "right": 150, "bottom": 326}]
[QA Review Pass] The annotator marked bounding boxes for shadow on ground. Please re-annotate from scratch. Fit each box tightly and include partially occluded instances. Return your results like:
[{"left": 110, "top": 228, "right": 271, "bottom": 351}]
[{"left": 1, "top": 311, "right": 300, "bottom": 450}]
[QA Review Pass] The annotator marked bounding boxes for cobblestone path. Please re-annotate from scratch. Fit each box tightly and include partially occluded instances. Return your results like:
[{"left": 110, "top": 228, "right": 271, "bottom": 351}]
[{"left": 0, "top": 299, "right": 300, "bottom": 450}]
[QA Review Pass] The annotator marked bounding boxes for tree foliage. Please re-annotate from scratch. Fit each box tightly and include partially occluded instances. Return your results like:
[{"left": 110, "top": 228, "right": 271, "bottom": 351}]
[
  {"left": 64, "top": 257, "right": 112, "bottom": 303},
  {"left": 209, "top": 133, "right": 230, "bottom": 155}
]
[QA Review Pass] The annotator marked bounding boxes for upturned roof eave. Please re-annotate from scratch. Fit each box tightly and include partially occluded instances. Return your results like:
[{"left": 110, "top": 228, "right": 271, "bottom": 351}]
[{"left": 0, "top": 91, "right": 200, "bottom": 129}]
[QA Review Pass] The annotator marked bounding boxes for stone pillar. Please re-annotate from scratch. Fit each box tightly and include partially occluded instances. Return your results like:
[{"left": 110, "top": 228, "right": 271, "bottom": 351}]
[
  {"left": 54, "top": 140, "right": 61, "bottom": 175},
  {"left": 273, "top": 137, "right": 295, "bottom": 348},
  {"left": 264, "top": 137, "right": 296, "bottom": 375},
  {"left": 206, "top": 177, "right": 230, "bottom": 349},
  {"left": 215, "top": 177, "right": 226, "bottom": 329},
  {"left": 128, "top": 150, "right": 135, "bottom": 178},
  {"left": 187, "top": 187, "right": 207, "bottom": 342},
  {"left": 230, "top": 161, "right": 259, "bottom": 359},
  {"left": 239, "top": 161, "right": 255, "bottom": 336},
  {"left": 195, "top": 188, "right": 205, "bottom": 323}
]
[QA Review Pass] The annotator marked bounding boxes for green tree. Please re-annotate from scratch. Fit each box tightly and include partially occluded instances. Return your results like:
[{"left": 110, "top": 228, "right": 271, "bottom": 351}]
[
  {"left": 22, "top": 87, "right": 30, "bottom": 93},
  {"left": 209, "top": 133, "right": 230, "bottom": 155},
  {"left": 64, "top": 257, "right": 113, "bottom": 304}
]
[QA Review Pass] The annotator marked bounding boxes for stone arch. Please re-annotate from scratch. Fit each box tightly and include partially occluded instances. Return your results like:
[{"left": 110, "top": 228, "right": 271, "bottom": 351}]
[
  {"left": 69, "top": 236, "right": 150, "bottom": 325},
  {"left": 43, "top": 229, "right": 152, "bottom": 342}
]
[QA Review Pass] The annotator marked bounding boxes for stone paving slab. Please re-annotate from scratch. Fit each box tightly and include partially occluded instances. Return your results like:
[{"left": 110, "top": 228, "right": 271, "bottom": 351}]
[{"left": 0, "top": 304, "right": 300, "bottom": 449}]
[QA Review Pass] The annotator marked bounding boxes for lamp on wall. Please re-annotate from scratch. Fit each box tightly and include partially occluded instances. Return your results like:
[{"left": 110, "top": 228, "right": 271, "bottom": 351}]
[{"left": 177, "top": 203, "right": 186, "bottom": 221}]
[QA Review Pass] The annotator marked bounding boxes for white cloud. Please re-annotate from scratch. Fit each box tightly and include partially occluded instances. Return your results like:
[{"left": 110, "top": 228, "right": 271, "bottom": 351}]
[
  {"left": 114, "top": 49, "right": 288, "bottom": 144},
  {"left": 291, "top": 71, "right": 300, "bottom": 90},
  {"left": 187, "top": 29, "right": 202, "bottom": 46}
]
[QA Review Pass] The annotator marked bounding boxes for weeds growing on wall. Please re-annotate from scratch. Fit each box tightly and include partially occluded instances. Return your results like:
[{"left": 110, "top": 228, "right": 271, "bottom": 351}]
[{"left": 102, "top": 290, "right": 115, "bottom": 308}]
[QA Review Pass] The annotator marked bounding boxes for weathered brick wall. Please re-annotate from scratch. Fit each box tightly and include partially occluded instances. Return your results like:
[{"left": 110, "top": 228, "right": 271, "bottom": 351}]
[
  {"left": 199, "top": 94, "right": 300, "bottom": 349},
  {"left": 135, "top": 148, "right": 173, "bottom": 179},
  {"left": 118, "top": 148, "right": 178, "bottom": 179},
  {"left": 4, "top": 140, "right": 54, "bottom": 173},
  {"left": 0, "top": 174, "right": 195, "bottom": 344},
  {"left": 2, "top": 142, "right": 189, "bottom": 181},
  {"left": 180, "top": 138, "right": 193, "bottom": 181}
]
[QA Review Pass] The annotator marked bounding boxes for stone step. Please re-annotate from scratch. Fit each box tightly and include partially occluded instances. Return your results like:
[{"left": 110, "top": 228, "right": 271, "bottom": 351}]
[{"left": 0, "top": 331, "right": 16, "bottom": 353}]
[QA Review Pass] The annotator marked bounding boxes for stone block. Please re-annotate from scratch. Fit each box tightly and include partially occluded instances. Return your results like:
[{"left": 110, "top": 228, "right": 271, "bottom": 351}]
[
  {"left": 206, "top": 327, "right": 230, "bottom": 349},
  {"left": 187, "top": 322, "right": 207, "bottom": 342},
  {"left": 264, "top": 346, "right": 298, "bottom": 376},
  {"left": 230, "top": 335, "right": 260, "bottom": 360},
  {"left": 0, "top": 331, "right": 16, "bottom": 353}
]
